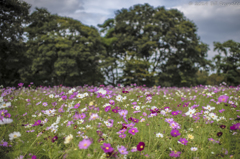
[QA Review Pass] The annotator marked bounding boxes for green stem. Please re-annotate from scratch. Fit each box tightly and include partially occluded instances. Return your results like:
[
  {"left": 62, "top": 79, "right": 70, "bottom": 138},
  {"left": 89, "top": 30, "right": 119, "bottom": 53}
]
[
  {"left": 0, "top": 125, "right": 7, "bottom": 139},
  {"left": 148, "top": 125, "right": 151, "bottom": 152},
  {"left": 23, "top": 137, "right": 38, "bottom": 157},
  {"left": 152, "top": 140, "right": 159, "bottom": 150}
]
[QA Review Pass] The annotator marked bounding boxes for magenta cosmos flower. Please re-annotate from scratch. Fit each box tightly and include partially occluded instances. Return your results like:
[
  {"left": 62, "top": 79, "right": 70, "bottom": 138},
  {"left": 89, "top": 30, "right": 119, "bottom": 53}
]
[
  {"left": 218, "top": 95, "right": 229, "bottom": 103},
  {"left": 105, "top": 106, "right": 111, "bottom": 112},
  {"left": 169, "top": 151, "right": 181, "bottom": 157},
  {"left": 128, "top": 127, "right": 138, "bottom": 135},
  {"left": 137, "top": 142, "right": 145, "bottom": 151},
  {"left": 32, "top": 120, "right": 41, "bottom": 127},
  {"left": 101, "top": 143, "right": 114, "bottom": 153},
  {"left": 109, "top": 100, "right": 115, "bottom": 105},
  {"left": 61, "top": 95, "right": 67, "bottom": 100},
  {"left": 112, "top": 109, "right": 118, "bottom": 113},
  {"left": 171, "top": 111, "right": 178, "bottom": 116},
  {"left": 52, "top": 136, "right": 58, "bottom": 143},
  {"left": 18, "top": 83, "right": 24, "bottom": 87},
  {"left": 78, "top": 139, "right": 92, "bottom": 149},
  {"left": 171, "top": 129, "right": 181, "bottom": 137},
  {"left": 178, "top": 138, "right": 188, "bottom": 145}
]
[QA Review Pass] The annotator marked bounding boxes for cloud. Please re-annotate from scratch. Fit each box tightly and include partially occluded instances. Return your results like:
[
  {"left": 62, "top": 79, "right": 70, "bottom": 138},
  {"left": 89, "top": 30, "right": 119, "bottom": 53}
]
[
  {"left": 24, "top": 0, "right": 85, "bottom": 14},
  {"left": 172, "top": 0, "right": 240, "bottom": 59},
  {"left": 24, "top": 0, "right": 240, "bottom": 62}
]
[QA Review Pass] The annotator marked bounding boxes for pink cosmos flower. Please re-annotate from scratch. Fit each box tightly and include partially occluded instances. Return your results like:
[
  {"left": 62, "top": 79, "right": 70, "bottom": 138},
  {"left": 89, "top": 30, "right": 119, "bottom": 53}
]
[
  {"left": 79, "top": 113, "right": 86, "bottom": 119},
  {"left": 218, "top": 95, "right": 229, "bottom": 103},
  {"left": 42, "top": 102, "right": 48, "bottom": 107},
  {"left": 78, "top": 139, "right": 92, "bottom": 149},
  {"left": 118, "top": 146, "right": 128, "bottom": 155},
  {"left": 119, "top": 134, "right": 126, "bottom": 138},
  {"left": 219, "top": 109, "right": 225, "bottom": 113}
]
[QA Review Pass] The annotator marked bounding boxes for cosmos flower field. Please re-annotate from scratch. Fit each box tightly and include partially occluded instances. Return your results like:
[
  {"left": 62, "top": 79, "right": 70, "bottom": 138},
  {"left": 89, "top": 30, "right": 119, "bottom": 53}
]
[{"left": 0, "top": 83, "right": 240, "bottom": 159}]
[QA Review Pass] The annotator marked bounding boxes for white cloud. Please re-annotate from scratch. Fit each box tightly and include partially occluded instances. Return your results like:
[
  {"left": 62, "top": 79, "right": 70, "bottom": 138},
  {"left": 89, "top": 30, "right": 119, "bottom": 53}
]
[{"left": 24, "top": 0, "right": 240, "bottom": 62}]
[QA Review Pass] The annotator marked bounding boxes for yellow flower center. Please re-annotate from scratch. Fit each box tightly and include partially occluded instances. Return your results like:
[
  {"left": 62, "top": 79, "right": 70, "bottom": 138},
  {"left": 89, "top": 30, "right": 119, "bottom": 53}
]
[
  {"left": 132, "top": 130, "right": 135, "bottom": 132},
  {"left": 84, "top": 144, "right": 87, "bottom": 147},
  {"left": 140, "top": 146, "right": 143, "bottom": 148},
  {"left": 222, "top": 99, "right": 225, "bottom": 101},
  {"left": 106, "top": 147, "right": 109, "bottom": 150},
  {"left": 13, "top": 135, "right": 17, "bottom": 138}
]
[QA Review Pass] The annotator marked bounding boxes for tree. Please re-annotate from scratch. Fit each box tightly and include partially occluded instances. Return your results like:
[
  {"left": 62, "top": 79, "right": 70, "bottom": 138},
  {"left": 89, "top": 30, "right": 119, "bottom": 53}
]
[
  {"left": 0, "top": 0, "right": 31, "bottom": 86},
  {"left": 20, "top": 8, "right": 106, "bottom": 86},
  {"left": 98, "top": 3, "right": 212, "bottom": 87},
  {"left": 98, "top": 18, "right": 120, "bottom": 86},
  {"left": 195, "top": 70, "right": 208, "bottom": 85},
  {"left": 206, "top": 73, "right": 224, "bottom": 86},
  {"left": 212, "top": 40, "right": 240, "bottom": 86}
]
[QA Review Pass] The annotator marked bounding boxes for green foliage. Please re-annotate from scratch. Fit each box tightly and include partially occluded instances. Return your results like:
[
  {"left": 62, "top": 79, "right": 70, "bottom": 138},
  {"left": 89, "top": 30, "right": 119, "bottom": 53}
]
[
  {"left": 212, "top": 40, "right": 240, "bottom": 86},
  {"left": 98, "top": 3, "right": 212, "bottom": 87},
  {"left": 0, "top": 0, "right": 31, "bottom": 87},
  {"left": 19, "top": 8, "right": 106, "bottom": 86}
]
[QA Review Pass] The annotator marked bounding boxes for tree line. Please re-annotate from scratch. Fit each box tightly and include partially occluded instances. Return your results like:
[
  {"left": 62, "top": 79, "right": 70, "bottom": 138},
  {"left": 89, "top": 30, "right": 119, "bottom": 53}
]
[{"left": 0, "top": 0, "right": 239, "bottom": 87}]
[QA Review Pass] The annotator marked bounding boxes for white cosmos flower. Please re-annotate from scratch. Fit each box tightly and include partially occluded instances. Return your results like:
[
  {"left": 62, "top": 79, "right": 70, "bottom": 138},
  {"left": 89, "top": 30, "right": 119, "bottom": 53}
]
[
  {"left": 103, "top": 103, "right": 111, "bottom": 108},
  {"left": 81, "top": 108, "right": 87, "bottom": 112},
  {"left": 97, "top": 88, "right": 107, "bottom": 95},
  {"left": 64, "top": 134, "right": 73, "bottom": 144},
  {"left": 77, "top": 119, "right": 84, "bottom": 124},
  {"left": 0, "top": 97, "right": 3, "bottom": 102},
  {"left": 209, "top": 113, "right": 218, "bottom": 120},
  {"left": 49, "top": 94, "right": 54, "bottom": 98},
  {"left": 86, "top": 125, "right": 92, "bottom": 129},
  {"left": 68, "top": 89, "right": 74, "bottom": 94},
  {"left": 9, "top": 132, "right": 21, "bottom": 141},
  {"left": 83, "top": 92, "right": 89, "bottom": 97},
  {"left": 203, "top": 105, "right": 215, "bottom": 111},
  {"left": 156, "top": 133, "right": 163, "bottom": 138},
  {"left": 219, "top": 116, "right": 226, "bottom": 120},
  {"left": 116, "top": 95, "right": 123, "bottom": 102},
  {"left": 191, "top": 147, "right": 198, "bottom": 151},
  {"left": 135, "top": 106, "right": 140, "bottom": 110},
  {"left": 185, "top": 108, "right": 196, "bottom": 117},
  {"left": 0, "top": 118, "right": 13, "bottom": 125},
  {"left": 0, "top": 102, "right": 11, "bottom": 109},
  {"left": 204, "top": 111, "right": 209, "bottom": 115},
  {"left": 102, "top": 133, "right": 107, "bottom": 138},
  {"left": 77, "top": 94, "right": 84, "bottom": 99},
  {"left": 165, "top": 108, "right": 171, "bottom": 113},
  {"left": 82, "top": 135, "right": 88, "bottom": 139},
  {"left": 44, "top": 109, "right": 56, "bottom": 116},
  {"left": 151, "top": 106, "right": 158, "bottom": 110}
]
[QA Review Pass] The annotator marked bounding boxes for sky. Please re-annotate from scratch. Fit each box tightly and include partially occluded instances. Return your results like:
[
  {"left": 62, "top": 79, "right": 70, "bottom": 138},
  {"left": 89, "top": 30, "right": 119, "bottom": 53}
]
[{"left": 24, "top": 0, "right": 240, "bottom": 63}]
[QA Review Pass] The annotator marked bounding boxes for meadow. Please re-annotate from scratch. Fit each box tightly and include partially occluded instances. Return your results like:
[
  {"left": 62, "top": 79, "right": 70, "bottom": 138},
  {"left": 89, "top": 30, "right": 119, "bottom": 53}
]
[{"left": 0, "top": 83, "right": 240, "bottom": 159}]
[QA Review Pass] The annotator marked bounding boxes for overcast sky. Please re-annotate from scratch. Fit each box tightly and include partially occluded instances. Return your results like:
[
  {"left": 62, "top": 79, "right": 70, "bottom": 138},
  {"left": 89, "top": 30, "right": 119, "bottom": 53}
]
[{"left": 24, "top": 0, "right": 240, "bottom": 62}]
